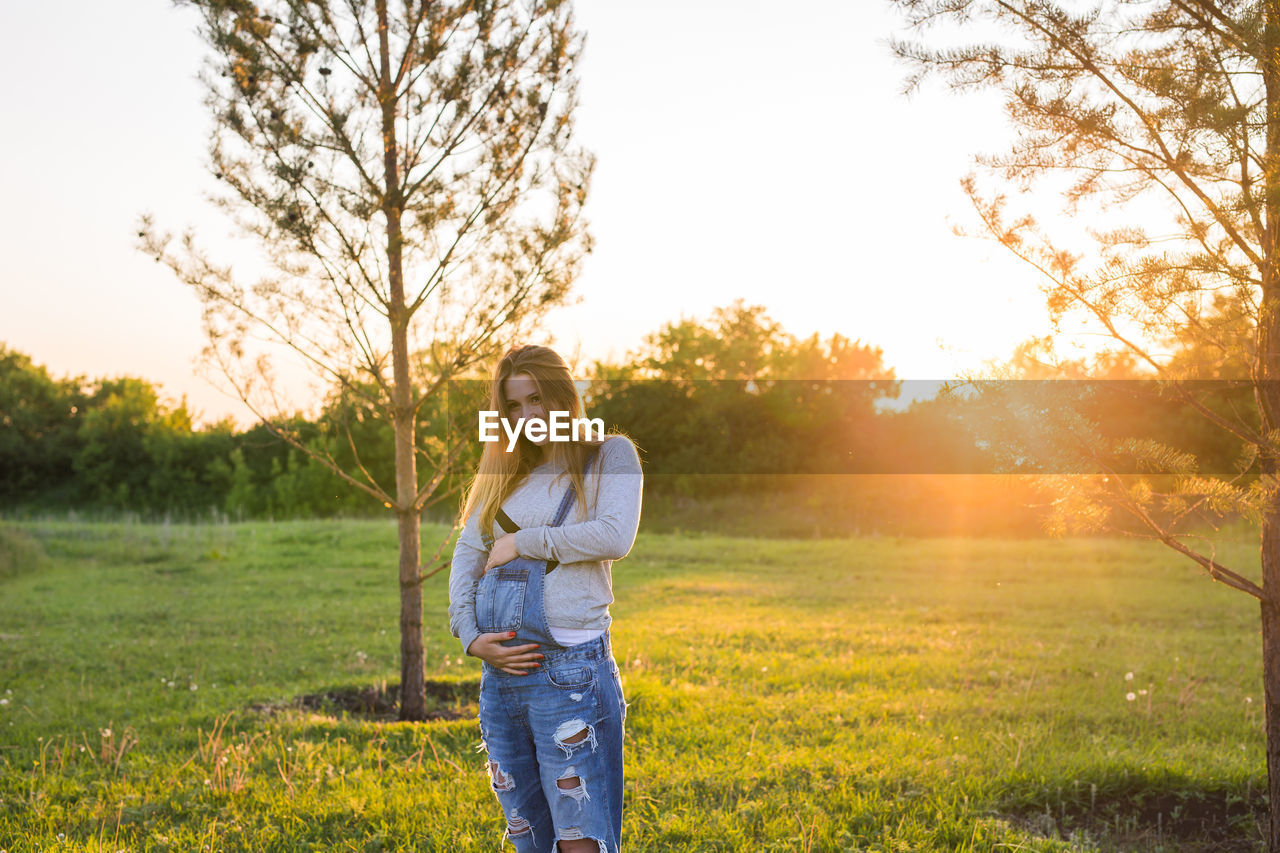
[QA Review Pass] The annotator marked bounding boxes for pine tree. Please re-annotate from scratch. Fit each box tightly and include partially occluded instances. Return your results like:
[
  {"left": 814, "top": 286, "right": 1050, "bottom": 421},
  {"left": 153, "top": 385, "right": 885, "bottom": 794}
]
[
  {"left": 138, "top": 0, "right": 594, "bottom": 721},
  {"left": 889, "top": 0, "right": 1280, "bottom": 845}
]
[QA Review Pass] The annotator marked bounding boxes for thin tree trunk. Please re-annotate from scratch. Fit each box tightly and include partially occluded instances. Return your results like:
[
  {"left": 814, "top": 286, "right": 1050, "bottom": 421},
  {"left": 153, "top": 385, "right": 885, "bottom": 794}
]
[
  {"left": 1259, "top": 370, "right": 1280, "bottom": 853},
  {"left": 397, "top": 508, "right": 426, "bottom": 721},
  {"left": 1264, "top": 1, "right": 1280, "bottom": 845},
  {"left": 375, "top": 0, "right": 427, "bottom": 722},
  {"left": 1263, "top": 584, "right": 1280, "bottom": 851}
]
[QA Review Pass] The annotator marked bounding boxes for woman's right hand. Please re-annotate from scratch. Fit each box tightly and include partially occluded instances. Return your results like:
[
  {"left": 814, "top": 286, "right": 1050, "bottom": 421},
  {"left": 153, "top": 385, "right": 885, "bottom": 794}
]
[{"left": 467, "top": 632, "right": 544, "bottom": 675}]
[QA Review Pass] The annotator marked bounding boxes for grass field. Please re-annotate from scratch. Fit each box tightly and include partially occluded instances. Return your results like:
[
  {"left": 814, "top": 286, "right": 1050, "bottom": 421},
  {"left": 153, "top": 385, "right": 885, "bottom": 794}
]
[{"left": 0, "top": 517, "right": 1269, "bottom": 851}]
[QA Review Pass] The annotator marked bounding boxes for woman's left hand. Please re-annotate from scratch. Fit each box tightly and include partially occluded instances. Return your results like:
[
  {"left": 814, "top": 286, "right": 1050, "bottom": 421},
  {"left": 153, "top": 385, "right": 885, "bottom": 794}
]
[{"left": 483, "top": 533, "right": 519, "bottom": 573}]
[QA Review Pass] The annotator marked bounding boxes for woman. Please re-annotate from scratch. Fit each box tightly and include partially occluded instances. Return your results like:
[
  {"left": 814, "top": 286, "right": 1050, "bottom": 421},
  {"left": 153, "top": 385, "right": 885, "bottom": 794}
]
[{"left": 448, "top": 344, "right": 643, "bottom": 853}]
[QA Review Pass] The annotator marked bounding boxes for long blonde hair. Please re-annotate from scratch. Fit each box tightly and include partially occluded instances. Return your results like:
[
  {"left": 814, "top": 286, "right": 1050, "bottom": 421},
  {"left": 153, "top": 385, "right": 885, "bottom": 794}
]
[{"left": 460, "top": 344, "right": 607, "bottom": 537}]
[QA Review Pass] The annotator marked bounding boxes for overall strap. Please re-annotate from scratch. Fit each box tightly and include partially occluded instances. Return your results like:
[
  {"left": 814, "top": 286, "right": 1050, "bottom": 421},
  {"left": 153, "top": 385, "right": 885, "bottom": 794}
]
[{"left": 492, "top": 445, "right": 601, "bottom": 573}]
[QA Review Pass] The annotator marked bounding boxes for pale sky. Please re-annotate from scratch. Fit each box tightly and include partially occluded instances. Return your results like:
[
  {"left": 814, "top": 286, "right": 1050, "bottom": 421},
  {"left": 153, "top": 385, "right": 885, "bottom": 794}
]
[{"left": 0, "top": 1, "right": 1101, "bottom": 428}]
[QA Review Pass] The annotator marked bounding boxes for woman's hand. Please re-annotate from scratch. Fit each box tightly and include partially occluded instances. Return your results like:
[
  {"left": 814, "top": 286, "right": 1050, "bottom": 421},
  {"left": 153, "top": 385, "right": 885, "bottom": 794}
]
[
  {"left": 467, "top": 632, "right": 544, "bottom": 675},
  {"left": 483, "top": 533, "right": 519, "bottom": 573}
]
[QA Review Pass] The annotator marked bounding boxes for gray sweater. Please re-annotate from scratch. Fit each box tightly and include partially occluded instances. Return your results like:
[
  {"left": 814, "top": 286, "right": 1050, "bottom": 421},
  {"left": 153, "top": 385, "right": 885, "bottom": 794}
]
[{"left": 448, "top": 434, "right": 644, "bottom": 657}]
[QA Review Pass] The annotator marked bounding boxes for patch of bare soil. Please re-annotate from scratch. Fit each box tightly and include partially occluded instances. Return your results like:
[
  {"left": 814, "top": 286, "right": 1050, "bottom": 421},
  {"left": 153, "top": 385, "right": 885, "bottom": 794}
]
[
  {"left": 249, "top": 678, "right": 479, "bottom": 723},
  {"left": 1002, "top": 787, "right": 1266, "bottom": 852}
]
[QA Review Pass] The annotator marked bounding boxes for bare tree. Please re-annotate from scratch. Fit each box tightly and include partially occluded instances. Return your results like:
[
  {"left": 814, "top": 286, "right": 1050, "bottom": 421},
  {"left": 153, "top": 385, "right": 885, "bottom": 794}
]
[{"left": 137, "top": 0, "right": 594, "bottom": 721}]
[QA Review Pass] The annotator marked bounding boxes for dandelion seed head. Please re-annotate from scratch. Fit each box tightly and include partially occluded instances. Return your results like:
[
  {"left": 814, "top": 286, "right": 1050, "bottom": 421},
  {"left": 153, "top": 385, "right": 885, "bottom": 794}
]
[
  {"left": 1126, "top": 692, "right": 1136, "bottom": 701},
  {"left": 1125, "top": 672, "right": 1134, "bottom": 681}
]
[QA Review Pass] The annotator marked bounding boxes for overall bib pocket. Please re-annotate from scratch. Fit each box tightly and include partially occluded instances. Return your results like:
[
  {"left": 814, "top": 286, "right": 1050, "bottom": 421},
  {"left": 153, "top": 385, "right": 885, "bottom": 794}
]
[
  {"left": 475, "top": 562, "right": 529, "bottom": 634},
  {"left": 474, "top": 445, "right": 602, "bottom": 646}
]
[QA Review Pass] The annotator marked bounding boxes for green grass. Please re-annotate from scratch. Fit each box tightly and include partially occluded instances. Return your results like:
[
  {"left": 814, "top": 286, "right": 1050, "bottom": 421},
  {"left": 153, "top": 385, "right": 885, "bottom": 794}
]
[{"left": 0, "top": 518, "right": 1268, "bottom": 851}]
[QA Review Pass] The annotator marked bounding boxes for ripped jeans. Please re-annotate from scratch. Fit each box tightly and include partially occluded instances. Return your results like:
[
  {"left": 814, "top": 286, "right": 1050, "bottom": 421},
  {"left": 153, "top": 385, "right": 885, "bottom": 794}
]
[{"left": 478, "top": 630, "right": 627, "bottom": 852}]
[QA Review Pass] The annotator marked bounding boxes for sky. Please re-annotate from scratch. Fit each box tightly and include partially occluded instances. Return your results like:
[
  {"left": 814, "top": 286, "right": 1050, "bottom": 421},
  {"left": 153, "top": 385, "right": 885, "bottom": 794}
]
[{"left": 0, "top": 1, "right": 1107, "bottom": 428}]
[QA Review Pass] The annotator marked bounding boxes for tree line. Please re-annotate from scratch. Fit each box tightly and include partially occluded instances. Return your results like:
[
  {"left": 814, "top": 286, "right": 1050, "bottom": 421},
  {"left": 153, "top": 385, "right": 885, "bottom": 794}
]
[{"left": 0, "top": 301, "right": 1250, "bottom": 532}]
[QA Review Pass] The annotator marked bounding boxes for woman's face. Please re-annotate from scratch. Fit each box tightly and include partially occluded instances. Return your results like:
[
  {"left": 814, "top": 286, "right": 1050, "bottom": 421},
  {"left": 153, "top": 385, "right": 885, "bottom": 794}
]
[{"left": 503, "top": 372, "right": 549, "bottom": 445}]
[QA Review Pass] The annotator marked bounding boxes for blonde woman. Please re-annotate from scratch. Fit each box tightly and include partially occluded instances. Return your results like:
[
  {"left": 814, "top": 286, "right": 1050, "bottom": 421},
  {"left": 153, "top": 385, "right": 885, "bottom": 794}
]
[{"left": 449, "top": 344, "right": 643, "bottom": 852}]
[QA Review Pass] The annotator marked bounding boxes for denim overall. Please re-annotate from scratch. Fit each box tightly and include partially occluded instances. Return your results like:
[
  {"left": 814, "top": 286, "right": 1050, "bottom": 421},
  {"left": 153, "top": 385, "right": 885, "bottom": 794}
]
[{"left": 476, "top": 449, "right": 627, "bottom": 852}]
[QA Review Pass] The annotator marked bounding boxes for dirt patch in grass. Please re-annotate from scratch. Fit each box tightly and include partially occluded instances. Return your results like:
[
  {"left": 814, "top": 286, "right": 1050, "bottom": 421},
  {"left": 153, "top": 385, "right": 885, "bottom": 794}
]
[
  {"left": 1001, "top": 786, "right": 1266, "bottom": 852},
  {"left": 249, "top": 678, "right": 478, "bottom": 723}
]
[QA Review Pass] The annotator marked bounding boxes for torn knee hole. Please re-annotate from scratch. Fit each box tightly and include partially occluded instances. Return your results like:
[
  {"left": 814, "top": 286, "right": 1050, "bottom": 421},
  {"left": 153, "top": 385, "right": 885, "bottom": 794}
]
[
  {"left": 556, "top": 765, "right": 591, "bottom": 805},
  {"left": 553, "top": 719, "right": 598, "bottom": 757},
  {"left": 554, "top": 835, "right": 607, "bottom": 852},
  {"left": 488, "top": 761, "right": 515, "bottom": 792},
  {"left": 506, "top": 814, "right": 532, "bottom": 836}
]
